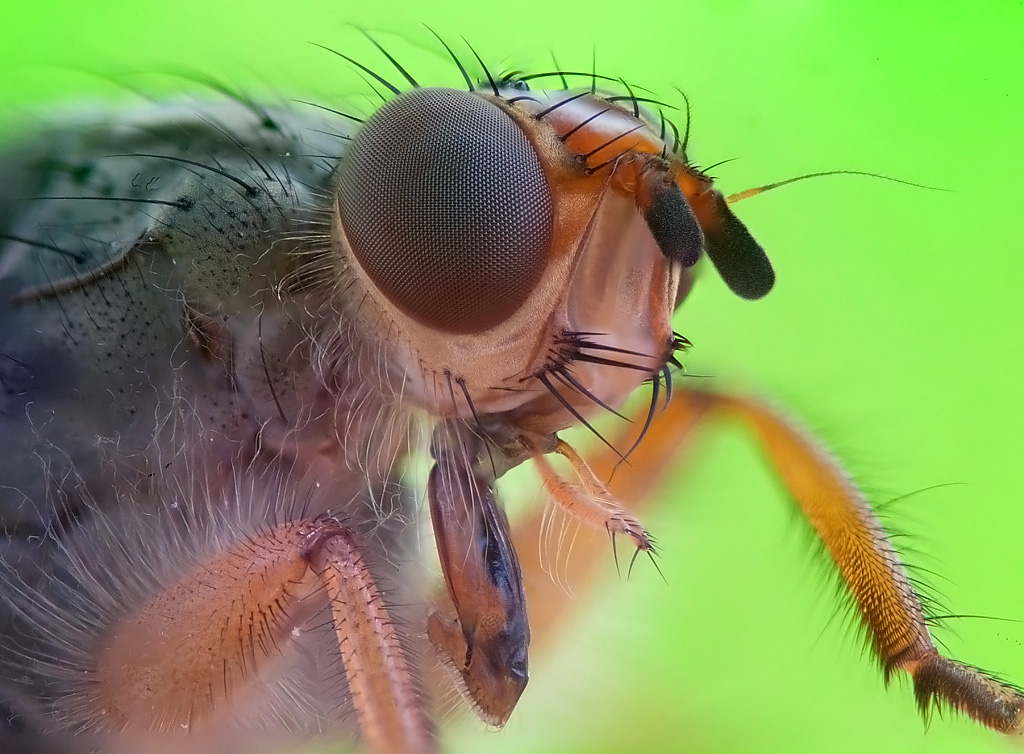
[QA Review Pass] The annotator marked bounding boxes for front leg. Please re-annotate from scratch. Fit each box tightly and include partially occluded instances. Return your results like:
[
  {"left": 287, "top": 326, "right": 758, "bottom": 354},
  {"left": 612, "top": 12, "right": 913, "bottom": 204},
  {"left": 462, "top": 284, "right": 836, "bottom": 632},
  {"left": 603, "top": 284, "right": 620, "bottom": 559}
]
[{"left": 516, "top": 387, "right": 1024, "bottom": 734}]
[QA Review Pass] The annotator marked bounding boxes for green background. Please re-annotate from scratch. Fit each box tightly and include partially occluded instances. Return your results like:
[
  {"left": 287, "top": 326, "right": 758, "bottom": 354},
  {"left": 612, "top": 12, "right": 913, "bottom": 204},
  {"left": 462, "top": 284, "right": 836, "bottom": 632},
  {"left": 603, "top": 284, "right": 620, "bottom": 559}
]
[{"left": 1, "top": 2, "right": 1022, "bottom": 753}]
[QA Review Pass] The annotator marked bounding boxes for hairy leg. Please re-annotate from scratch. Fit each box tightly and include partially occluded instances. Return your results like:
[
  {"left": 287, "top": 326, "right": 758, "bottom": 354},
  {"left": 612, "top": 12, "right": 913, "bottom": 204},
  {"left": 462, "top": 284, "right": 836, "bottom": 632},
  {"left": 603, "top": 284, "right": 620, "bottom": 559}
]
[{"left": 516, "top": 387, "right": 1024, "bottom": 733}]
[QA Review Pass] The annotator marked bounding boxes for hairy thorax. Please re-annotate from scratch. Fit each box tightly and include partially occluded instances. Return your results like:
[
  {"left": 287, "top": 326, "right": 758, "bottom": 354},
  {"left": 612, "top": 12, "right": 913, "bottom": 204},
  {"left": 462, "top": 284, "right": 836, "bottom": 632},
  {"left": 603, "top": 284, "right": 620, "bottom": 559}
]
[{"left": 0, "top": 101, "right": 422, "bottom": 741}]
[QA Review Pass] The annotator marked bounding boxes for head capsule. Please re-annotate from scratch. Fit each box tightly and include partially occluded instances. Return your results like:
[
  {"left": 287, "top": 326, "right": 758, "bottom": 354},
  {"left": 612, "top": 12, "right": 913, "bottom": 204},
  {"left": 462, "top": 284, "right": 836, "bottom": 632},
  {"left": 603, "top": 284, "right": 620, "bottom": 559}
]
[{"left": 328, "top": 76, "right": 773, "bottom": 435}]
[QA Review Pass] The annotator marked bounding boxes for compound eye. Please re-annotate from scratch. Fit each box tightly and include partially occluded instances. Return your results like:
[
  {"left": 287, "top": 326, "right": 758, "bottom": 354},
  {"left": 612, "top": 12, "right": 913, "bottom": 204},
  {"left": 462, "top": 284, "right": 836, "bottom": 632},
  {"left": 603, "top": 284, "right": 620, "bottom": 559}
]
[{"left": 336, "top": 88, "right": 553, "bottom": 334}]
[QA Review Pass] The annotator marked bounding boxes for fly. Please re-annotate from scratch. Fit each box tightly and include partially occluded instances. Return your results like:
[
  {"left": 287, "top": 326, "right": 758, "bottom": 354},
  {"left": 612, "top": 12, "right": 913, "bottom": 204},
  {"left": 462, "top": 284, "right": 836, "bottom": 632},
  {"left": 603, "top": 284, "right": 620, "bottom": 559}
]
[{"left": 0, "top": 29, "right": 1020, "bottom": 754}]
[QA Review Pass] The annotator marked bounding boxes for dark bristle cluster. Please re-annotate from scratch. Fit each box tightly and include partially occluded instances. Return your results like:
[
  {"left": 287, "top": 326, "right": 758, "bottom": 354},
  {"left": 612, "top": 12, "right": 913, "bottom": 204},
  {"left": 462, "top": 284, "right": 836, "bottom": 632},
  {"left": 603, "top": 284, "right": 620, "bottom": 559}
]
[
  {"left": 524, "top": 330, "right": 691, "bottom": 463},
  {"left": 313, "top": 30, "right": 692, "bottom": 167}
]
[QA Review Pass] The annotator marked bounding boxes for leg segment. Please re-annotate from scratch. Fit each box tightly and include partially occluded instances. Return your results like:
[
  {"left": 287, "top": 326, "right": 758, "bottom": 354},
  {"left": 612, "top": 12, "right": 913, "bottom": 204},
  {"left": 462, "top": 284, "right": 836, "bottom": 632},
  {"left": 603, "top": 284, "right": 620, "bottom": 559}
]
[
  {"left": 303, "top": 522, "right": 435, "bottom": 754},
  {"left": 711, "top": 392, "right": 1024, "bottom": 732},
  {"left": 92, "top": 519, "right": 434, "bottom": 753},
  {"left": 517, "top": 387, "right": 1024, "bottom": 734},
  {"left": 532, "top": 439, "right": 654, "bottom": 553},
  {"left": 514, "top": 387, "right": 711, "bottom": 639}
]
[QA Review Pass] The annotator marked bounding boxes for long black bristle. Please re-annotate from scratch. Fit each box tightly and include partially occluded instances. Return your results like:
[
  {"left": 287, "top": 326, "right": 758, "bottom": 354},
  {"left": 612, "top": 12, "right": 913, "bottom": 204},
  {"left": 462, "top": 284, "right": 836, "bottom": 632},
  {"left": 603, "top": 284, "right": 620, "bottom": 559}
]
[
  {"left": 192, "top": 112, "right": 278, "bottom": 184},
  {"left": 425, "top": 25, "right": 474, "bottom": 91},
  {"left": 461, "top": 37, "right": 499, "bottom": 95},
  {"left": 564, "top": 332, "right": 653, "bottom": 359},
  {"left": 157, "top": 67, "right": 280, "bottom": 131},
  {"left": 108, "top": 153, "right": 259, "bottom": 196},
  {"left": 312, "top": 43, "right": 402, "bottom": 95},
  {"left": 571, "top": 352, "right": 652, "bottom": 374},
  {"left": 616, "top": 369, "right": 660, "bottom": 471},
  {"left": 293, "top": 99, "right": 366, "bottom": 124},
  {"left": 360, "top": 30, "right": 421, "bottom": 89},
  {"left": 455, "top": 375, "right": 497, "bottom": 477},
  {"left": 616, "top": 77, "right": 639, "bottom": 118},
  {"left": 443, "top": 369, "right": 460, "bottom": 418},
  {"left": 606, "top": 94, "right": 674, "bottom": 111},
  {"left": 549, "top": 52, "right": 569, "bottom": 90},
  {"left": 590, "top": 48, "right": 598, "bottom": 95},
  {"left": 506, "top": 95, "right": 543, "bottom": 106},
  {"left": 549, "top": 365, "right": 629, "bottom": 421},
  {"left": 673, "top": 331, "right": 693, "bottom": 349},
  {"left": 0, "top": 234, "right": 85, "bottom": 263},
  {"left": 534, "top": 91, "right": 588, "bottom": 120},
  {"left": 537, "top": 372, "right": 624, "bottom": 460},
  {"left": 667, "top": 116, "right": 681, "bottom": 155},
  {"left": 586, "top": 138, "right": 645, "bottom": 173},
  {"left": 561, "top": 107, "right": 612, "bottom": 142},
  {"left": 515, "top": 70, "right": 621, "bottom": 86},
  {"left": 32, "top": 195, "right": 191, "bottom": 210}
]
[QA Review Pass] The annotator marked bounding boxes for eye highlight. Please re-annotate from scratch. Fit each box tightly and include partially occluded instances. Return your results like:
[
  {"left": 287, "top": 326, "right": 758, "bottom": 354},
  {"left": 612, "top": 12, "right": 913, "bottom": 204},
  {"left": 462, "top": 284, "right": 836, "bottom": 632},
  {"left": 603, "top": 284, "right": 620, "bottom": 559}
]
[{"left": 335, "top": 87, "right": 553, "bottom": 334}]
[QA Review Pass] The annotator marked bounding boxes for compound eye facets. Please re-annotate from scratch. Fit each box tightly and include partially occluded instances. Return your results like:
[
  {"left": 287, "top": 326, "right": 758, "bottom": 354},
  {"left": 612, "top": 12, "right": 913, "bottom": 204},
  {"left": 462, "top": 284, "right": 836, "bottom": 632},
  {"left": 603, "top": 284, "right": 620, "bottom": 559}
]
[{"left": 336, "top": 87, "right": 553, "bottom": 334}]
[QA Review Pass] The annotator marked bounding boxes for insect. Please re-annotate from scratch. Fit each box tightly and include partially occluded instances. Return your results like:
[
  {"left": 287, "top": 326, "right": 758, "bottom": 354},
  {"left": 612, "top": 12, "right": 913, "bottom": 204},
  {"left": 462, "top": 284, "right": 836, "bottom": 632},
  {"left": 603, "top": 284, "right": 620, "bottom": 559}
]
[{"left": 2, "top": 10, "right": 1024, "bottom": 754}]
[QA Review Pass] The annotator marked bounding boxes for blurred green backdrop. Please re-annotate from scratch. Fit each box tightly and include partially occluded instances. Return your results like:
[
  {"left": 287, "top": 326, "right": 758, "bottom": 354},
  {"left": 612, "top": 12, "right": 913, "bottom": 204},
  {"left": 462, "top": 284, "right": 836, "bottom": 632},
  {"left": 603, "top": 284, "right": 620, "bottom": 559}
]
[{"left": 1, "top": 2, "right": 1022, "bottom": 753}]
